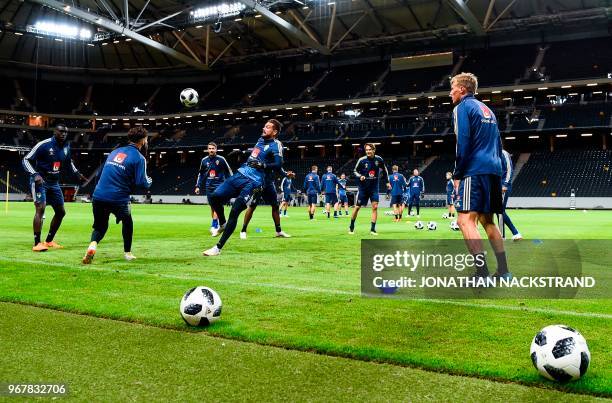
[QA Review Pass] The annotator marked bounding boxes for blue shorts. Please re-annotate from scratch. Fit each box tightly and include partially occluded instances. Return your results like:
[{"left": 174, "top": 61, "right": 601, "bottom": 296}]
[
  {"left": 356, "top": 186, "right": 379, "bottom": 206},
  {"left": 250, "top": 182, "right": 279, "bottom": 208},
  {"left": 390, "top": 195, "right": 403, "bottom": 205},
  {"left": 338, "top": 194, "right": 348, "bottom": 204},
  {"left": 446, "top": 192, "right": 454, "bottom": 206},
  {"left": 282, "top": 192, "right": 292, "bottom": 203},
  {"left": 307, "top": 193, "right": 318, "bottom": 205},
  {"left": 211, "top": 173, "right": 260, "bottom": 205},
  {"left": 205, "top": 182, "right": 221, "bottom": 196},
  {"left": 325, "top": 193, "right": 338, "bottom": 205},
  {"left": 456, "top": 174, "right": 503, "bottom": 214},
  {"left": 402, "top": 194, "right": 410, "bottom": 205},
  {"left": 31, "top": 179, "right": 64, "bottom": 207}
]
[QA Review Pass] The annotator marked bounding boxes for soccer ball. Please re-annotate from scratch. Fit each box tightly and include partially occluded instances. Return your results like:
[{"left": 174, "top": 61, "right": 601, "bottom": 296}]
[
  {"left": 414, "top": 221, "right": 424, "bottom": 230},
  {"left": 427, "top": 221, "right": 437, "bottom": 230},
  {"left": 180, "top": 88, "right": 199, "bottom": 108},
  {"left": 442, "top": 213, "right": 449, "bottom": 219},
  {"left": 409, "top": 211, "right": 416, "bottom": 217},
  {"left": 530, "top": 325, "right": 590, "bottom": 382},
  {"left": 180, "top": 286, "right": 222, "bottom": 326},
  {"left": 450, "top": 220, "right": 460, "bottom": 231}
]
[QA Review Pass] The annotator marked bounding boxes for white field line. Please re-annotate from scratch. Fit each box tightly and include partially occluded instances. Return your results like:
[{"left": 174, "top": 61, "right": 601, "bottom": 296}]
[{"left": 1, "top": 256, "right": 610, "bottom": 320}]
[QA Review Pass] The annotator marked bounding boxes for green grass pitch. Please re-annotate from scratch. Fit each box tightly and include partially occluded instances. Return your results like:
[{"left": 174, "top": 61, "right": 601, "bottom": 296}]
[{"left": 0, "top": 202, "right": 610, "bottom": 399}]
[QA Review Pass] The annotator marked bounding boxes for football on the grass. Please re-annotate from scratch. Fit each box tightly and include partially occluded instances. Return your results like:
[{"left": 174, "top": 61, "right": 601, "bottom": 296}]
[
  {"left": 530, "top": 324, "right": 590, "bottom": 382},
  {"left": 180, "top": 286, "right": 222, "bottom": 326}
]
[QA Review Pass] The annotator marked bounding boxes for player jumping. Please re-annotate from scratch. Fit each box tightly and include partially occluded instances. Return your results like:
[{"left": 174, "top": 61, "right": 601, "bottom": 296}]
[
  {"left": 82, "top": 127, "right": 152, "bottom": 263},
  {"left": 450, "top": 72, "right": 510, "bottom": 279},
  {"left": 23, "top": 124, "right": 87, "bottom": 252},
  {"left": 349, "top": 143, "right": 391, "bottom": 235},
  {"left": 202, "top": 119, "right": 283, "bottom": 256},
  {"left": 194, "top": 142, "right": 232, "bottom": 234}
]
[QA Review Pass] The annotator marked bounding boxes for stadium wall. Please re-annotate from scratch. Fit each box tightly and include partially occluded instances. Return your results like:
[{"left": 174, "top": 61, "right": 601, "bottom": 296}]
[{"left": 6, "top": 194, "right": 612, "bottom": 209}]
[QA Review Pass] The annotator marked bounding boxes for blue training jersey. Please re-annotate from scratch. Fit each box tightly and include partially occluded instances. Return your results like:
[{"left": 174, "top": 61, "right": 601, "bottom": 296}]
[
  {"left": 321, "top": 172, "right": 341, "bottom": 194},
  {"left": 303, "top": 172, "right": 320, "bottom": 194},
  {"left": 389, "top": 173, "right": 407, "bottom": 196},
  {"left": 338, "top": 179, "right": 347, "bottom": 196},
  {"left": 281, "top": 177, "right": 295, "bottom": 194},
  {"left": 23, "top": 136, "right": 80, "bottom": 184},
  {"left": 452, "top": 93, "right": 503, "bottom": 179},
  {"left": 93, "top": 144, "right": 152, "bottom": 203},
  {"left": 501, "top": 149, "right": 513, "bottom": 188},
  {"left": 353, "top": 155, "right": 389, "bottom": 188},
  {"left": 446, "top": 179, "right": 454, "bottom": 194},
  {"left": 408, "top": 175, "right": 425, "bottom": 194},
  {"left": 196, "top": 155, "right": 233, "bottom": 189},
  {"left": 238, "top": 137, "right": 283, "bottom": 186}
]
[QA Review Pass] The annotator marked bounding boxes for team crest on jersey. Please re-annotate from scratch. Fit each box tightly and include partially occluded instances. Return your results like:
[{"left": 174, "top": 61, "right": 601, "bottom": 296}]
[
  {"left": 375, "top": 161, "right": 379, "bottom": 166},
  {"left": 49, "top": 148, "right": 54, "bottom": 155},
  {"left": 479, "top": 104, "right": 492, "bottom": 119},
  {"left": 113, "top": 153, "right": 127, "bottom": 164},
  {"left": 64, "top": 147, "right": 68, "bottom": 155},
  {"left": 215, "top": 160, "right": 219, "bottom": 165}
]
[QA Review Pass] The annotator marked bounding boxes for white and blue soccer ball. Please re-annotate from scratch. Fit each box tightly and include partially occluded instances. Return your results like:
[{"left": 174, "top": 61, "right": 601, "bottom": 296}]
[
  {"left": 427, "top": 221, "right": 437, "bottom": 230},
  {"left": 180, "top": 286, "right": 222, "bottom": 326},
  {"left": 450, "top": 220, "right": 460, "bottom": 231},
  {"left": 530, "top": 325, "right": 590, "bottom": 382},
  {"left": 414, "top": 221, "right": 424, "bottom": 230},
  {"left": 442, "top": 213, "right": 449, "bottom": 219},
  {"left": 180, "top": 88, "right": 199, "bottom": 108}
]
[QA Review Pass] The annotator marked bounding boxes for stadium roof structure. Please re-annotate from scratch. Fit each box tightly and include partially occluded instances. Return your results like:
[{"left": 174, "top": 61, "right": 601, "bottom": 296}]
[{"left": 0, "top": 0, "right": 611, "bottom": 71}]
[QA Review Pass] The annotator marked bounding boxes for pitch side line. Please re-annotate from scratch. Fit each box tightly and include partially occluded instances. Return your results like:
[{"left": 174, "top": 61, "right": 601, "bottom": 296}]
[{"left": 1, "top": 256, "right": 610, "bottom": 320}]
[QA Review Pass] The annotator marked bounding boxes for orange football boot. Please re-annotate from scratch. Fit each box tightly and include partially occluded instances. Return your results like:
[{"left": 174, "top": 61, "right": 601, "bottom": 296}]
[{"left": 32, "top": 243, "right": 49, "bottom": 252}]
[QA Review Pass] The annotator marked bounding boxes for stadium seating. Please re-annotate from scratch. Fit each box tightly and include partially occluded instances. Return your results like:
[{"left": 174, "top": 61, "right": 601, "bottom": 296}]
[{"left": 512, "top": 150, "right": 612, "bottom": 197}]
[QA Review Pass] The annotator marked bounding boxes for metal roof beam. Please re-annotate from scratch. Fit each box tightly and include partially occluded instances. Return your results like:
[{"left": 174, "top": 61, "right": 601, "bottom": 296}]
[
  {"left": 445, "top": 0, "right": 485, "bottom": 35},
  {"left": 237, "top": 0, "right": 330, "bottom": 55},
  {"left": 26, "top": 0, "right": 209, "bottom": 70}
]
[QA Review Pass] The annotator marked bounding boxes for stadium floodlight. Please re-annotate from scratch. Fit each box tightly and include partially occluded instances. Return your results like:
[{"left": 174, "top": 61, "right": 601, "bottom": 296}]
[
  {"left": 30, "top": 21, "right": 92, "bottom": 40},
  {"left": 190, "top": 3, "right": 246, "bottom": 21}
]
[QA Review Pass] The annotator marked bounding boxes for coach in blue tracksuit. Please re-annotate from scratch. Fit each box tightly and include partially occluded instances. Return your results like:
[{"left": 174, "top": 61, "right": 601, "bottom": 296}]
[
  {"left": 450, "top": 72, "right": 508, "bottom": 279},
  {"left": 194, "top": 142, "right": 232, "bottom": 232},
  {"left": 500, "top": 149, "right": 522, "bottom": 241},
  {"left": 407, "top": 169, "right": 425, "bottom": 217},
  {"left": 303, "top": 166, "right": 321, "bottom": 220},
  {"left": 321, "top": 166, "right": 343, "bottom": 218},
  {"left": 23, "top": 124, "right": 87, "bottom": 252},
  {"left": 82, "top": 126, "right": 152, "bottom": 264},
  {"left": 389, "top": 165, "right": 407, "bottom": 221},
  {"left": 202, "top": 119, "right": 284, "bottom": 256}
]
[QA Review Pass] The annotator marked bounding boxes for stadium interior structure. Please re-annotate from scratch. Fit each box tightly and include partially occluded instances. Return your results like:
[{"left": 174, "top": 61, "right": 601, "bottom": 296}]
[{"left": 0, "top": 0, "right": 611, "bottom": 207}]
